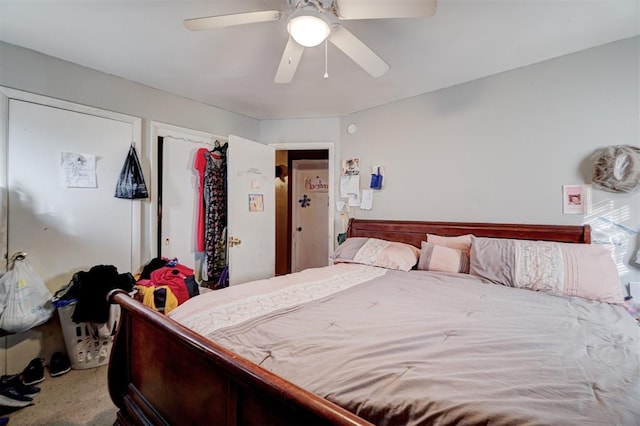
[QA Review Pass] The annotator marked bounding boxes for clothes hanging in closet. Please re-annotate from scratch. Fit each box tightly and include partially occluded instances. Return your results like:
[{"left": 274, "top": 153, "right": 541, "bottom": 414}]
[{"left": 199, "top": 143, "right": 228, "bottom": 287}]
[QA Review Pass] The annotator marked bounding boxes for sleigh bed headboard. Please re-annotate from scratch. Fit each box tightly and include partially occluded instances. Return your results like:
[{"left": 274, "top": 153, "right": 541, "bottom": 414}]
[{"left": 346, "top": 219, "right": 591, "bottom": 248}]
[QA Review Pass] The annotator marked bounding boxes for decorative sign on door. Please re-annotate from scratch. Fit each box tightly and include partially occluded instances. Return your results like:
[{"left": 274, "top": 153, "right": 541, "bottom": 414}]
[
  {"left": 298, "top": 194, "right": 311, "bottom": 208},
  {"left": 305, "top": 176, "right": 328, "bottom": 193}
]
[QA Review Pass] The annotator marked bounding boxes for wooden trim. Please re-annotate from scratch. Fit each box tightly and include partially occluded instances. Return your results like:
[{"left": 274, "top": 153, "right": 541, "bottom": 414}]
[{"left": 347, "top": 219, "right": 591, "bottom": 247}]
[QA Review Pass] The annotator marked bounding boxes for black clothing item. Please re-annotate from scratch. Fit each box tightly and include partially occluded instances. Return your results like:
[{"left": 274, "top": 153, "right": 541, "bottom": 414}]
[
  {"left": 71, "top": 265, "right": 134, "bottom": 324},
  {"left": 184, "top": 275, "right": 200, "bottom": 298},
  {"left": 139, "top": 257, "right": 169, "bottom": 280}
]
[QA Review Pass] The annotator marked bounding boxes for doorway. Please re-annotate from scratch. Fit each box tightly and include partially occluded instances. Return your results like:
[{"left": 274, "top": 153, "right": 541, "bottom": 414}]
[
  {"left": 275, "top": 149, "right": 330, "bottom": 275},
  {"left": 152, "top": 123, "right": 275, "bottom": 286}
]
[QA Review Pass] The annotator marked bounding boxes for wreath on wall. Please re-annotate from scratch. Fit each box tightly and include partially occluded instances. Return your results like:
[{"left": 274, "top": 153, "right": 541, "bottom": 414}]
[{"left": 592, "top": 145, "right": 640, "bottom": 193}]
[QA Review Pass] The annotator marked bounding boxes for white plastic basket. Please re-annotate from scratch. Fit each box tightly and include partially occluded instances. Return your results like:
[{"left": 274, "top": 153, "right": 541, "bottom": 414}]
[{"left": 57, "top": 301, "right": 120, "bottom": 369}]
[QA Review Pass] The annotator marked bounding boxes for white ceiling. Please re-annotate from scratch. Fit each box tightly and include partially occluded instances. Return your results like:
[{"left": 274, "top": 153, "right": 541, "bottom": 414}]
[{"left": 0, "top": 1, "right": 638, "bottom": 120}]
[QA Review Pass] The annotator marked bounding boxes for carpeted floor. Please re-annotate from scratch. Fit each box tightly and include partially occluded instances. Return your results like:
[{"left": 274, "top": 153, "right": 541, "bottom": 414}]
[{"left": 2, "top": 365, "right": 117, "bottom": 425}]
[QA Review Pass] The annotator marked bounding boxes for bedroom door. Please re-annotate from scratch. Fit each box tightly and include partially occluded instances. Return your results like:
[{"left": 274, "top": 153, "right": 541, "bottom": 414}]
[
  {"left": 291, "top": 159, "right": 329, "bottom": 272},
  {"left": 227, "top": 135, "right": 275, "bottom": 285}
]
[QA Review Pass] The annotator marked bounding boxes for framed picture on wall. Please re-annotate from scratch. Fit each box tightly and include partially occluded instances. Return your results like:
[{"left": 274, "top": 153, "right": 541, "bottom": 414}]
[
  {"left": 563, "top": 184, "right": 591, "bottom": 215},
  {"left": 249, "top": 194, "right": 264, "bottom": 212}
]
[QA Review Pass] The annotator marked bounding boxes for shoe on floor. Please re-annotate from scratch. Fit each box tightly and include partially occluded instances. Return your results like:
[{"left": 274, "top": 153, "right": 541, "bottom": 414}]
[
  {"left": 0, "top": 375, "right": 40, "bottom": 397},
  {"left": 49, "top": 352, "right": 71, "bottom": 377},
  {"left": 21, "top": 358, "right": 44, "bottom": 386},
  {"left": 0, "top": 384, "right": 33, "bottom": 408}
]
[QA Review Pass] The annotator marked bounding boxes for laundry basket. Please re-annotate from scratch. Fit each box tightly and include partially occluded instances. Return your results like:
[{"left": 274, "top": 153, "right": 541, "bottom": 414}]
[{"left": 55, "top": 301, "right": 120, "bottom": 369}]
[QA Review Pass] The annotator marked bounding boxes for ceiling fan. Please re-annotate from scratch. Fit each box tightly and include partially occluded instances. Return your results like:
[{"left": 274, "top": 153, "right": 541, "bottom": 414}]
[{"left": 184, "top": 0, "right": 437, "bottom": 84}]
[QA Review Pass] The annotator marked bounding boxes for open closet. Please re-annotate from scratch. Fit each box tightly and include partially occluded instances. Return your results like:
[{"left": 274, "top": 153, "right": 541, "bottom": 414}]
[{"left": 153, "top": 124, "right": 274, "bottom": 287}]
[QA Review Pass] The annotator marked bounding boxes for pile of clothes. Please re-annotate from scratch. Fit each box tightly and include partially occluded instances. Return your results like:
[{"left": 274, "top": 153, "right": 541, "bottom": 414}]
[
  {"left": 134, "top": 258, "right": 199, "bottom": 314},
  {"left": 53, "top": 265, "right": 135, "bottom": 324}
]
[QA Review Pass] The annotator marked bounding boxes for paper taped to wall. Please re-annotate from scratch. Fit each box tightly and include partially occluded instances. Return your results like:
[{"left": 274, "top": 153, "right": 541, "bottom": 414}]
[{"left": 340, "top": 175, "right": 360, "bottom": 198}]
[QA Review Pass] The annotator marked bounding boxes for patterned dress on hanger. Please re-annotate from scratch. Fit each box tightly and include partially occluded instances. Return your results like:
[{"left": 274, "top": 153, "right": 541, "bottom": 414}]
[{"left": 203, "top": 145, "right": 227, "bottom": 286}]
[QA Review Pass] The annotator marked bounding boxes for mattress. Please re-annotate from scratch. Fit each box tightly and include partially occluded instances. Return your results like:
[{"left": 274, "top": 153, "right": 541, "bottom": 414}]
[{"left": 169, "top": 264, "right": 640, "bottom": 425}]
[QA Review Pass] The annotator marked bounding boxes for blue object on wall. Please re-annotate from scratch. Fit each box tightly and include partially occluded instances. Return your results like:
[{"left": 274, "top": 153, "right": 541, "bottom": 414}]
[{"left": 370, "top": 167, "right": 383, "bottom": 190}]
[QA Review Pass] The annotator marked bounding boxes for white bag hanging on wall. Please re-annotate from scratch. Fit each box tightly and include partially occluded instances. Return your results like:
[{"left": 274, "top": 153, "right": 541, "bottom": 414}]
[{"left": 0, "top": 253, "right": 54, "bottom": 333}]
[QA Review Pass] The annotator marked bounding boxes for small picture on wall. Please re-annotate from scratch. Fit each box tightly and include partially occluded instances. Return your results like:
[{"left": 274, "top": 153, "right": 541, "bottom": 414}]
[
  {"left": 341, "top": 158, "right": 360, "bottom": 176},
  {"left": 563, "top": 184, "right": 591, "bottom": 215},
  {"left": 249, "top": 194, "right": 264, "bottom": 212}
]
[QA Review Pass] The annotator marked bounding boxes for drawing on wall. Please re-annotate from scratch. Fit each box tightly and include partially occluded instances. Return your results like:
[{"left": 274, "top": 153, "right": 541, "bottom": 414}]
[
  {"left": 61, "top": 152, "right": 97, "bottom": 188},
  {"left": 562, "top": 184, "right": 591, "bottom": 214},
  {"left": 249, "top": 193, "right": 264, "bottom": 212},
  {"left": 341, "top": 158, "right": 360, "bottom": 176}
]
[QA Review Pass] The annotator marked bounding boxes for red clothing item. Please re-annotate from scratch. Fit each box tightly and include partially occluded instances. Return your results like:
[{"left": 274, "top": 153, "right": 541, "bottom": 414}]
[
  {"left": 194, "top": 148, "right": 209, "bottom": 252},
  {"left": 150, "top": 267, "right": 191, "bottom": 305}
]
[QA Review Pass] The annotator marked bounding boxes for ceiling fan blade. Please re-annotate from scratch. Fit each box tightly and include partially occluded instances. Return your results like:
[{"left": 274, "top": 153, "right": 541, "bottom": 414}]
[
  {"left": 184, "top": 10, "right": 282, "bottom": 31},
  {"left": 334, "top": 0, "right": 437, "bottom": 19},
  {"left": 274, "top": 37, "right": 305, "bottom": 84},
  {"left": 328, "top": 26, "right": 389, "bottom": 78}
]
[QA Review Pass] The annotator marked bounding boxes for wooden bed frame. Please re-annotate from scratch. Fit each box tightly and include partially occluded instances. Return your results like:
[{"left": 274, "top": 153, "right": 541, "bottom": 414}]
[{"left": 108, "top": 219, "right": 590, "bottom": 425}]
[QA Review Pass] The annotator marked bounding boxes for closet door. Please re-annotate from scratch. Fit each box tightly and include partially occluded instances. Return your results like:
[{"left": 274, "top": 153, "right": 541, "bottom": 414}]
[
  {"left": 5, "top": 98, "right": 141, "bottom": 373},
  {"left": 159, "top": 136, "right": 202, "bottom": 269},
  {"left": 227, "top": 135, "right": 275, "bottom": 285},
  {"left": 7, "top": 99, "right": 139, "bottom": 292}
]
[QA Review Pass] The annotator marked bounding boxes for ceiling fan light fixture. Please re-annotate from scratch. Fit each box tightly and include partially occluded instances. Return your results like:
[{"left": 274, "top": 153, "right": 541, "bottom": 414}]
[{"left": 287, "top": 13, "right": 331, "bottom": 47}]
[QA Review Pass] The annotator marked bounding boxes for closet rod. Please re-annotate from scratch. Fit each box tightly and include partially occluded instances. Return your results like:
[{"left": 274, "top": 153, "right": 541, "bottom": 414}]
[{"left": 161, "top": 135, "right": 228, "bottom": 146}]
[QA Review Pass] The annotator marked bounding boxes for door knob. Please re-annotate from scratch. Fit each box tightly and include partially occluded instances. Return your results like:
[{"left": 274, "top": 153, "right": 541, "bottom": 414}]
[
  {"left": 229, "top": 236, "right": 242, "bottom": 247},
  {"left": 296, "top": 227, "right": 302, "bottom": 232}
]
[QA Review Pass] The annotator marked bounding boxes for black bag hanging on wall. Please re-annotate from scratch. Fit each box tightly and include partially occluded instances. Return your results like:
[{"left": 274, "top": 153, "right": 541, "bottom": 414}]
[{"left": 115, "top": 145, "right": 149, "bottom": 199}]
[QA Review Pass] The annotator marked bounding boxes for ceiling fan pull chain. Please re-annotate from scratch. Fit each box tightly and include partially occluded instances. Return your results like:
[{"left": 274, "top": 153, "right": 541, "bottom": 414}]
[{"left": 324, "top": 38, "right": 329, "bottom": 79}]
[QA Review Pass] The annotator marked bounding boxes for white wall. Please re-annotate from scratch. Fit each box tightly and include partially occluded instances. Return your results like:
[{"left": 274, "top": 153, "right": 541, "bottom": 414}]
[
  {"left": 261, "top": 118, "right": 340, "bottom": 144},
  {"left": 0, "top": 41, "right": 261, "bottom": 263},
  {"left": 340, "top": 37, "right": 640, "bottom": 280},
  {"left": 0, "top": 42, "right": 260, "bottom": 140}
]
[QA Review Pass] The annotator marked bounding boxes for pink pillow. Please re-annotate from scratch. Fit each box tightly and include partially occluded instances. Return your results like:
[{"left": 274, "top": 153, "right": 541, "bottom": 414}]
[
  {"left": 417, "top": 241, "right": 470, "bottom": 273},
  {"left": 427, "top": 234, "right": 474, "bottom": 254}
]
